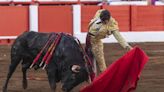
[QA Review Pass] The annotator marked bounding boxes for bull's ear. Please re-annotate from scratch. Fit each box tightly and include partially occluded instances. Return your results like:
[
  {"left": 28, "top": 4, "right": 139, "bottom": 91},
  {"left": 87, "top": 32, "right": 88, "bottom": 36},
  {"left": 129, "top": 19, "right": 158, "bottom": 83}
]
[{"left": 71, "top": 65, "right": 81, "bottom": 73}]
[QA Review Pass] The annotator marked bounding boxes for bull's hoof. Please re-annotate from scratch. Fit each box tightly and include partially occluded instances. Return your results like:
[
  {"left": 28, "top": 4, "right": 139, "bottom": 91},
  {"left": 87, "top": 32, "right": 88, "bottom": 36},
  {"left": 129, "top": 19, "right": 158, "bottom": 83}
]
[
  {"left": 23, "top": 80, "right": 28, "bottom": 89},
  {"left": 2, "top": 87, "right": 7, "bottom": 92}
]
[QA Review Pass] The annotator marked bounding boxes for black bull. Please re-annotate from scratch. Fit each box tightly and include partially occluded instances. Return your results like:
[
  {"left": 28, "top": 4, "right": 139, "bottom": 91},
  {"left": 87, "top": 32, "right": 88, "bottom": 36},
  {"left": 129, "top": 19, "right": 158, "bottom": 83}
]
[{"left": 3, "top": 31, "right": 89, "bottom": 92}]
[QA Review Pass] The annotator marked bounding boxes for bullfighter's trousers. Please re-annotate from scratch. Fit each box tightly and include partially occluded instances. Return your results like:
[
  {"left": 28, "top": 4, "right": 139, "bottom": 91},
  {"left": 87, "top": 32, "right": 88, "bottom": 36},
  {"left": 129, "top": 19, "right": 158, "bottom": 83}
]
[{"left": 90, "top": 38, "right": 107, "bottom": 73}]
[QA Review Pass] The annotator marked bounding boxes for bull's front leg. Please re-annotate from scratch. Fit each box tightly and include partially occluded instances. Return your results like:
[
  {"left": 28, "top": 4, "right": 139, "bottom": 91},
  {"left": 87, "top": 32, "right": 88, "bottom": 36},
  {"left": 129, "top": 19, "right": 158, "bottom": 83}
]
[{"left": 47, "top": 69, "right": 57, "bottom": 92}]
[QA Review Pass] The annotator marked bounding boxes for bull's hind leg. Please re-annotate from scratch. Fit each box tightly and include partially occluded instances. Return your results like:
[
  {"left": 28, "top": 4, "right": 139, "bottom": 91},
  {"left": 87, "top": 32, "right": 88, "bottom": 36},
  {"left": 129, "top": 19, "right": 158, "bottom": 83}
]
[
  {"left": 3, "top": 56, "right": 21, "bottom": 92},
  {"left": 22, "top": 60, "right": 31, "bottom": 89}
]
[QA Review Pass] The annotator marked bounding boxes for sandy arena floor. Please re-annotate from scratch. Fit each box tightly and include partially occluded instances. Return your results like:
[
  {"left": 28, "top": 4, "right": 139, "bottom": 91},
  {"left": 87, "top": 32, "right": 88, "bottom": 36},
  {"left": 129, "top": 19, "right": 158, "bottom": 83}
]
[{"left": 0, "top": 42, "right": 164, "bottom": 92}]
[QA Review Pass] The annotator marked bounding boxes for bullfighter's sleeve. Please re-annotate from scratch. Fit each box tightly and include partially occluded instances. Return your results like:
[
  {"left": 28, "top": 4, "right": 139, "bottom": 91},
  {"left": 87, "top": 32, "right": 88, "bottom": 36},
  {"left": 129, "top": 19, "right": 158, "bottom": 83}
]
[{"left": 113, "top": 30, "right": 130, "bottom": 49}]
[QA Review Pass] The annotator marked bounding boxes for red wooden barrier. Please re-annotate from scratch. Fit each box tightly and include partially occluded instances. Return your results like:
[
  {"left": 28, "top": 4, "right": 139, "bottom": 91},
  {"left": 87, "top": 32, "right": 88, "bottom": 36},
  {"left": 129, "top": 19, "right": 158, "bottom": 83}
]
[
  {"left": 131, "top": 6, "right": 164, "bottom": 31},
  {"left": 0, "top": 39, "right": 15, "bottom": 45},
  {"left": 0, "top": 6, "right": 29, "bottom": 36},
  {"left": 0, "top": 6, "right": 28, "bottom": 45},
  {"left": 0, "top": 40, "right": 9, "bottom": 45},
  {"left": 38, "top": 6, "right": 73, "bottom": 34},
  {"left": 0, "top": 5, "right": 164, "bottom": 45},
  {"left": 81, "top": 5, "right": 100, "bottom": 32}
]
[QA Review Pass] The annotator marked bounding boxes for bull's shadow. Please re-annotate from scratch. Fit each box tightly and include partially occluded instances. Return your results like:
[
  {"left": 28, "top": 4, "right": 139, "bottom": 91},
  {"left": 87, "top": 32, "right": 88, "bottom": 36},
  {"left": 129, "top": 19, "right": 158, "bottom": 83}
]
[{"left": 3, "top": 31, "right": 90, "bottom": 92}]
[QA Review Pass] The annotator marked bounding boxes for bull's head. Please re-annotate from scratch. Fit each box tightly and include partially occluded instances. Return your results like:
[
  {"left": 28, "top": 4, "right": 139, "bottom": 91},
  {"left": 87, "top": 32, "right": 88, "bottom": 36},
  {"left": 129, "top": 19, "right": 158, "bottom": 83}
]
[{"left": 61, "top": 64, "right": 88, "bottom": 92}]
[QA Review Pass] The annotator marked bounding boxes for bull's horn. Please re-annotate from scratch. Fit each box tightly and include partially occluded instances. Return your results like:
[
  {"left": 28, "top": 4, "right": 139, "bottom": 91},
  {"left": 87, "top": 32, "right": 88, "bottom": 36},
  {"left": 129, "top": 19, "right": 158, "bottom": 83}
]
[{"left": 71, "top": 65, "right": 81, "bottom": 73}]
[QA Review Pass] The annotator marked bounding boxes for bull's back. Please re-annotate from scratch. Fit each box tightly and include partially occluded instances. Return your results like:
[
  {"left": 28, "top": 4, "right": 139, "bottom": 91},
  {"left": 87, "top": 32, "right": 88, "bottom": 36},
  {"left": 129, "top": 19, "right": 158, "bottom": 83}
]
[
  {"left": 11, "top": 31, "right": 50, "bottom": 58},
  {"left": 11, "top": 31, "right": 83, "bottom": 63}
]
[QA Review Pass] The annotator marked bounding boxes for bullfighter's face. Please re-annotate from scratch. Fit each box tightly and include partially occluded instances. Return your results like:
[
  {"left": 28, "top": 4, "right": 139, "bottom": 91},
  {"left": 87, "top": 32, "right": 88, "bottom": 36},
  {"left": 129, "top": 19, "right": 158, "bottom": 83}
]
[{"left": 61, "top": 65, "right": 88, "bottom": 92}]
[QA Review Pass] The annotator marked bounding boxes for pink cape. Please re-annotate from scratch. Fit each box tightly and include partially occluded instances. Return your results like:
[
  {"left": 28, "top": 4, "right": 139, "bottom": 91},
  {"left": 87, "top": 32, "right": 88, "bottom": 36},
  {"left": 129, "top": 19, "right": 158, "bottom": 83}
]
[{"left": 81, "top": 47, "right": 149, "bottom": 92}]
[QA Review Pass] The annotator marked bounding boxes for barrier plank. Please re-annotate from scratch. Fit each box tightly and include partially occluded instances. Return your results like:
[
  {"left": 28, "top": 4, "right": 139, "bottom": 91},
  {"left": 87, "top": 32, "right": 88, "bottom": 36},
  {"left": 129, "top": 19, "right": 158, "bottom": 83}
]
[
  {"left": 0, "top": 6, "right": 29, "bottom": 36},
  {"left": 131, "top": 6, "right": 164, "bottom": 31},
  {"left": 39, "top": 6, "right": 73, "bottom": 34},
  {"left": 0, "top": 39, "right": 15, "bottom": 45}
]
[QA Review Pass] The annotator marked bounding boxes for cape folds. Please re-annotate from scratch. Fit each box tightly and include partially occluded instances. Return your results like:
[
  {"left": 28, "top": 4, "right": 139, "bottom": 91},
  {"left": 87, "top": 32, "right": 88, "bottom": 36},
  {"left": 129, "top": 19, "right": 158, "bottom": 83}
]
[{"left": 81, "top": 47, "right": 149, "bottom": 92}]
